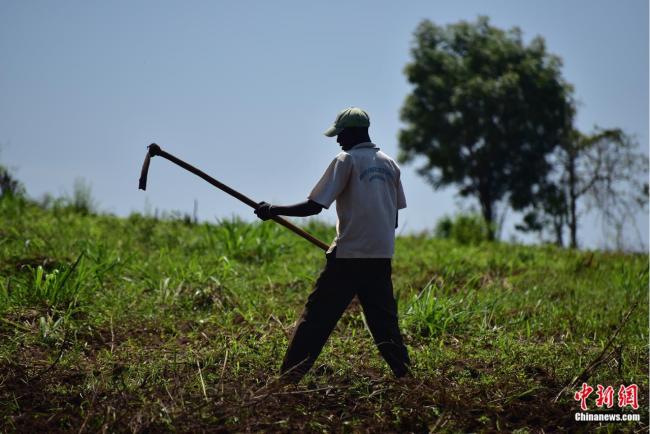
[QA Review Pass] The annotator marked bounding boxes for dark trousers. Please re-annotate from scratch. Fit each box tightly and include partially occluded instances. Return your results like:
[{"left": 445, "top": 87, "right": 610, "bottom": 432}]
[{"left": 280, "top": 248, "right": 410, "bottom": 382}]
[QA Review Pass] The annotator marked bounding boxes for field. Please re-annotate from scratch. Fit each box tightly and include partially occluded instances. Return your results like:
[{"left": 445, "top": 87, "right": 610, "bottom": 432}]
[{"left": 0, "top": 196, "right": 648, "bottom": 433}]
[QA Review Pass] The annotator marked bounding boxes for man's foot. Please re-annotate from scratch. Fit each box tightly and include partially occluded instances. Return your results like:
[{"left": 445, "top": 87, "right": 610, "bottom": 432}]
[
  {"left": 395, "top": 370, "right": 412, "bottom": 379},
  {"left": 278, "top": 369, "right": 304, "bottom": 385},
  {"left": 391, "top": 364, "right": 414, "bottom": 384}
]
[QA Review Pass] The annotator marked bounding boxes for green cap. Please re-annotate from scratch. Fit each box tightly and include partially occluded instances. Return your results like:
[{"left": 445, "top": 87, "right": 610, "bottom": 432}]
[{"left": 323, "top": 107, "right": 370, "bottom": 137}]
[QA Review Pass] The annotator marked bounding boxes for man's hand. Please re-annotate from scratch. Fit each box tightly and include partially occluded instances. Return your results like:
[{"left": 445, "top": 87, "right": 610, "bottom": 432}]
[{"left": 254, "top": 201, "right": 275, "bottom": 221}]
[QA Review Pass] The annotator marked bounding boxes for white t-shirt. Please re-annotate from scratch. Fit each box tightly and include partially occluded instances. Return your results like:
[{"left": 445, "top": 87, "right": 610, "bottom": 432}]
[{"left": 308, "top": 142, "right": 406, "bottom": 258}]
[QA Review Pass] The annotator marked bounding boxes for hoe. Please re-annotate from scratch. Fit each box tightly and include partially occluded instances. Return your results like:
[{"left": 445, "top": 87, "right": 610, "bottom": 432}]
[{"left": 138, "top": 143, "right": 329, "bottom": 251}]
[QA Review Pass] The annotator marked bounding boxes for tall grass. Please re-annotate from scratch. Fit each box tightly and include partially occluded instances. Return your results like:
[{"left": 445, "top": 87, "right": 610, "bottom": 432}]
[{"left": 0, "top": 195, "right": 647, "bottom": 432}]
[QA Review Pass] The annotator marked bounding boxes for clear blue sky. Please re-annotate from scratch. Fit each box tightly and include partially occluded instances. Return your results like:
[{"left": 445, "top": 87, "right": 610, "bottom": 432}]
[{"left": 1, "top": 0, "right": 648, "bottom": 250}]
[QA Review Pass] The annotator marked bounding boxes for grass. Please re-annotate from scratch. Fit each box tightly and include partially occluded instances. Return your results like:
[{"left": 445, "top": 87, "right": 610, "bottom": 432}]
[{"left": 0, "top": 195, "right": 648, "bottom": 432}]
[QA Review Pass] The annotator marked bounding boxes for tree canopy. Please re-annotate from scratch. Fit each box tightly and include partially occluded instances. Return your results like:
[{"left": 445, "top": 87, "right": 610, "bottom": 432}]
[
  {"left": 518, "top": 127, "right": 649, "bottom": 249},
  {"left": 398, "top": 17, "right": 574, "bottom": 239}
]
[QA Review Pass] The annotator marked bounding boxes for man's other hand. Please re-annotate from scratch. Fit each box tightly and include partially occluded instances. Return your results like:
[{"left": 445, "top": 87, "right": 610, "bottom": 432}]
[{"left": 254, "top": 201, "right": 274, "bottom": 221}]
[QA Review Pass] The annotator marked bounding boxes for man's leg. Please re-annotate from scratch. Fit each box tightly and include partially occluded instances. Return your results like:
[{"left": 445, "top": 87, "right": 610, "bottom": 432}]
[
  {"left": 356, "top": 259, "right": 411, "bottom": 377},
  {"left": 280, "top": 253, "right": 354, "bottom": 383}
]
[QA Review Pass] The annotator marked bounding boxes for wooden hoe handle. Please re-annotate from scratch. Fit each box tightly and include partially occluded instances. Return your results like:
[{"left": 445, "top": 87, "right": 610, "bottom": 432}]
[{"left": 139, "top": 143, "right": 330, "bottom": 251}]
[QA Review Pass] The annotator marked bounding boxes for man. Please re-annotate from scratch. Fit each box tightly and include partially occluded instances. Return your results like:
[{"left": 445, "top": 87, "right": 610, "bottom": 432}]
[{"left": 254, "top": 107, "right": 410, "bottom": 383}]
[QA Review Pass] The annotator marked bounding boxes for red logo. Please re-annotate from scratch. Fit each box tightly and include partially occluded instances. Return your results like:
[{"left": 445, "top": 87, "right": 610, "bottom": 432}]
[
  {"left": 574, "top": 383, "right": 639, "bottom": 410},
  {"left": 595, "top": 385, "right": 614, "bottom": 408},
  {"left": 574, "top": 383, "right": 594, "bottom": 411},
  {"left": 617, "top": 384, "right": 639, "bottom": 410}
]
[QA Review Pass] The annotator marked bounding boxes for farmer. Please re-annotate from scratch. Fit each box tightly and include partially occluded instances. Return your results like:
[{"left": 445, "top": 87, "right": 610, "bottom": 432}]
[{"left": 254, "top": 107, "right": 410, "bottom": 383}]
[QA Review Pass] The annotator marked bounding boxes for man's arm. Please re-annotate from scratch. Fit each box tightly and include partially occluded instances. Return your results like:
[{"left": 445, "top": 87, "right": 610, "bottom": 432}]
[
  {"left": 270, "top": 200, "right": 324, "bottom": 217},
  {"left": 255, "top": 153, "right": 350, "bottom": 221},
  {"left": 255, "top": 200, "right": 323, "bottom": 220}
]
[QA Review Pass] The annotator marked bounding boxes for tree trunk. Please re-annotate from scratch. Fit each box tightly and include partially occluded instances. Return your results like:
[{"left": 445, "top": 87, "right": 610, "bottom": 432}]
[
  {"left": 479, "top": 188, "right": 495, "bottom": 241},
  {"left": 567, "top": 153, "right": 578, "bottom": 248},
  {"left": 553, "top": 217, "right": 564, "bottom": 247}
]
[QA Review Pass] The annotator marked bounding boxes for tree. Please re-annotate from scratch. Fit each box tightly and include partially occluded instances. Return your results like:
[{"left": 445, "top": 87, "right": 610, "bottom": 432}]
[
  {"left": 0, "top": 165, "right": 25, "bottom": 198},
  {"left": 518, "top": 127, "right": 649, "bottom": 249},
  {"left": 516, "top": 181, "right": 567, "bottom": 246},
  {"left": 398, "top": 17, "right": 574, "bottom": 239}
]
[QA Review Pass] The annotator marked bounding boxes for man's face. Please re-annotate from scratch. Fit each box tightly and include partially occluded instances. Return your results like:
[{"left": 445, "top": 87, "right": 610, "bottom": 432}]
[{"left": 336, "top": 129, "right": 354, "bottom": 148}]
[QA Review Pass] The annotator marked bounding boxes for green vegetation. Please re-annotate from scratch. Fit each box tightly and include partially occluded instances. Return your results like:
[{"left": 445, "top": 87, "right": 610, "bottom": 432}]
[
  {"left": 398, "top": 17, "right": 648, "bottom": 249},
  {"left": 434, "top": 212, "right": 493, "bottom": 245},
  {"left": 399, "top": 16, "right": 574, "bottom": 240},
  {"left": 1, "top": 195, "right": 647, "bottom": 432}
]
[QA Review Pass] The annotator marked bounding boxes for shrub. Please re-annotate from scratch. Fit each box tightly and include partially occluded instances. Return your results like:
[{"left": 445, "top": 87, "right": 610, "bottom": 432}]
[
  {"left": 69, "top": 178, "right": 96, "bottom": 215},
  {"left": 434, "top": 213, "right": 492, "bottom": 245},
  {"left": 0, "top": 165, "right": 25, "bottom": 198}
]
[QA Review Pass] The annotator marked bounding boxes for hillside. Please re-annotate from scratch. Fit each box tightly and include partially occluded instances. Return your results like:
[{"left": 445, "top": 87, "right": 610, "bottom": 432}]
[{"left": 1, "top": 197, "right": 648, "bottom": 432}]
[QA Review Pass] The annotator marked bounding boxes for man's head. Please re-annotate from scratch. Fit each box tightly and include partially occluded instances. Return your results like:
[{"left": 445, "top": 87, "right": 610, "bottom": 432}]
[
  {"left": 336, "top": 127, "right": 371, "bottom": 149},
  {"left": 324, "top": 107, "right": 371, "bottom": 150}
]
